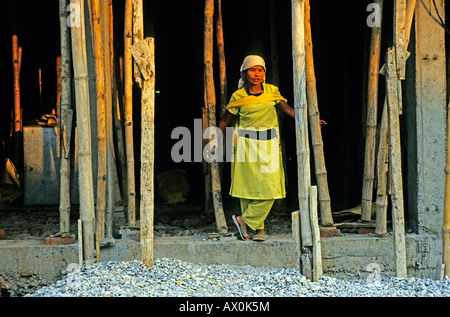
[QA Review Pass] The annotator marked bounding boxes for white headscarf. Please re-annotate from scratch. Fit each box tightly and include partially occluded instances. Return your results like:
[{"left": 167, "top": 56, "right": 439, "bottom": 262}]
[{"left": 238, "top": 55, "right": 266, "bottom": 89}]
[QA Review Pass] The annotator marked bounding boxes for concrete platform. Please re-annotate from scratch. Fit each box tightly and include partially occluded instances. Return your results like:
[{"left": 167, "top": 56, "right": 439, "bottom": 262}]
[{"left": 0, "top": 231, "right": 443, "bottom": 295}]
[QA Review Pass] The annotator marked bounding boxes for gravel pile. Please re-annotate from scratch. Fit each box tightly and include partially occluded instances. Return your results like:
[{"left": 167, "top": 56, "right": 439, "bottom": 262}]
[{"left": 26, "top": 258, "right": 450, "bottom": 297}]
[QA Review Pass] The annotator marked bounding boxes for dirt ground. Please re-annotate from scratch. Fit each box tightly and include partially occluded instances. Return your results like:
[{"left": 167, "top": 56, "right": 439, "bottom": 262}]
[{"left": 0, "top": 202, "right": 293, "bottom": 241}]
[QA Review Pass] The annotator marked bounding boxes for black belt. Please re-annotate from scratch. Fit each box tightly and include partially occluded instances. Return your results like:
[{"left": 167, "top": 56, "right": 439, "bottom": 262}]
[{"left": 238, "top": 128, "right": 277, "bottom": 140}]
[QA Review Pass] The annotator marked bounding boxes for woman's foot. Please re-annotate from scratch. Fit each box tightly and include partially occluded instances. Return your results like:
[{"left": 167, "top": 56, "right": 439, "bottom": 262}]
[
  {"left": 232, "top": 215, "right": 250, "bottom": 240},
  {"left": 253, "top": 229, "right": 267, "bottom": 241}
]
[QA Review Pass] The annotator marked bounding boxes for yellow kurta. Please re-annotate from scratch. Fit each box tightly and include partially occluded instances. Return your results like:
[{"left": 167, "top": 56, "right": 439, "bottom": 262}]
[{"left": 228, "top": 83, "right": 286, "bottom": 200}]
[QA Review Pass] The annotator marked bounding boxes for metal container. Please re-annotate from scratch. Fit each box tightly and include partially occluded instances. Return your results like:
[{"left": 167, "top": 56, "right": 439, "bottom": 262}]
[{"left": 23, "top": 125, "right": 79, "bottom": 206}]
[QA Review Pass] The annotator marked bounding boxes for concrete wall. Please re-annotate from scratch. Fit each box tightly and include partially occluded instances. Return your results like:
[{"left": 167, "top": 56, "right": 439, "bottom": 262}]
[
  {"left": 0, "top": 234, "right": 443, "bottom": 295},
  {"left": 411, "top": 0, "right": 447, "bottom": 237}
]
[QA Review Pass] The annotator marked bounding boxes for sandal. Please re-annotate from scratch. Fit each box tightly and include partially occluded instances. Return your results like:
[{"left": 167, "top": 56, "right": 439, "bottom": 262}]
[
  {"left": 232, "top": 215, "right": 250, "bottom": 240},
  {"left": 253, "top": 231, "right": 268, "bottom": 242}
]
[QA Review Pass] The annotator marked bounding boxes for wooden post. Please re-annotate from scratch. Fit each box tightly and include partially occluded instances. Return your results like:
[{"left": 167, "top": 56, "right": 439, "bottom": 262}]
[
  {"left": 304, "top": 0, "right": 333, "bottom": 226},
  {"left": 90, "top": 0, "right": 107, "bottom": 259},
  {"left": 309, "top": 186, "right": 322, "bottom": 281},
  {"left": 291, "top": 0, "right": 312, "bottom": 247},
  {"left": 380, "top": 47, "right": 407, "bottom": 278},
  {"left": 130, "top": 38, "right": 156, "bottom": 268},
  {"left": 394, "top": 0, "right": 416, "bottom": 80},
  {"left": 70, "top": 0, "right": 96, "bottom": 265},
  {"left": 58, "top": 0, "right": 74, "bottom": 237},
  {"left": 78, "top": 219, "right": 83, "bottom": 267},
  {"left": 375, "top": 98, "right": 389, "bottom": 237},
  {"left": 204, "top": 0, "right": 228, "bottom": 234},
  {"left": 124, "top": 0, "right": 136, "bottom": 227},
  {"left": 132, "top": 0, "right": 144, "bottom": 87},
  {"left": 362, "top": 0, "right": 383, "bottom": 221}
]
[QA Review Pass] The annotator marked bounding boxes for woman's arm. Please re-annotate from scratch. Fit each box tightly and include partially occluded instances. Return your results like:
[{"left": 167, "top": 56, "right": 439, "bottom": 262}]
[
  {"left": 218, "top": 110, "right": 235, "bottom": 132},
  {"left": 277, "top": 100, "right": 295, "bottom": 118},
  {"left": 277, "top": 100, "right": 327, "bottom": 125}
]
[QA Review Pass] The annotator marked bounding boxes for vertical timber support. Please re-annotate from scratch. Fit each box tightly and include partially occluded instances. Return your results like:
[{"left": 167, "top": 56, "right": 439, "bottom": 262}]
[{"left": 131, "top": 37, "right": 156, "bottom": 268}]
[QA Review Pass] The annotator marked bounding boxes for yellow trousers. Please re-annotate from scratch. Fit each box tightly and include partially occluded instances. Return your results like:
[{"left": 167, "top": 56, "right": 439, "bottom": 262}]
[{"left": 240, "top": 198, "right": 275, "bottom": 230}]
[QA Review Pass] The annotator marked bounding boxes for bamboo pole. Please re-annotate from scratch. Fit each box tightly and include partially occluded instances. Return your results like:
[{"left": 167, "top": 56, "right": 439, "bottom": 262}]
[
  {"left": 361, "top": 0, "right": 383, "bottom": 221},
  {"left": 292, "top": 0, "right": 312, "bottom": 247},
  {"left": 304, "top": 0, "right": 333, "bottom": 226},
  {"left": 375, "top": 97, "right": 389, "bottom": 237},
  {"left": 130, "top": 38, "right": 155, "bottom": 268},
  {"left": 70, "top": 0, "right": 96, "bottom": 265},
  {"left": 381, "top": 47, "right": 407, "bottom": 278},
  {"left": 204, "top": 0, "right": 228, "bottom": 234},
  {"left": 215, "top": 0, "right": 227, "bottom": 120},
  {"left": 124, "top": 0, "right": 136, "bottom": 228},
  {"left": 90, "top": 0, "right": 107, "bottom": 258},
  {"left": 58, "top": 0, "right": 74, "bottom": 237}
]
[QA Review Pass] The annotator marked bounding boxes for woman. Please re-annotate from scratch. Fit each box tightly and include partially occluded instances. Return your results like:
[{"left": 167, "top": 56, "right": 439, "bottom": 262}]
[{"left": 218, "top": 55, "right": 296, "bottom": 241}]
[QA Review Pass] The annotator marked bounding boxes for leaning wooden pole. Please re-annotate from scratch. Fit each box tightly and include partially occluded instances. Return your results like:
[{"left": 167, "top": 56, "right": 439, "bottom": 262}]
[
  {"left": 204, "top": 0, "right": 228, "bottom": 234},
  {"left": 381, "top": 47, "right": 407, "bottom": 278},
  {"left": 124, "top": 0, "right": 136, "bottom": 227},
  {"left": 304, "top": 0, "right": 333, "bottom": 226},
  {"left": 102, "top": 0, "right": 115, "bottom": 246},
  {"left": 58, "top": 0, "right": 74, "bottom": 237},
  {"left": 70, "top": 0, "right": 96, "bottom": 265},
  {"left": 292, "top": 0, "right": 312, "bottom": 247},
  {"left": 131, "top": 37, "right": 156, "bottom": 268},
  {"left": 215, "top": 0, "right": 227, "bottom": 120},
  {"left": 361, "top": 0, "right": 383, "bottom": 221},
  {"left": 90, "top": 0, "right": 108, "bottom": 259},
  {"left": 375, "top": 97, "right": 389, "bottom": 237}
]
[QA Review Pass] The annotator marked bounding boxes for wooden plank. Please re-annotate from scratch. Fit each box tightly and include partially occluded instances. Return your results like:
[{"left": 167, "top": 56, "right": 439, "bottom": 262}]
[
  {"left": 291, "top": 211, "right": 301, "bottom": 270},
  {"left": 381, "top": 47, "right": 407, "bottom": 278},
  {"left": 90, "top": 0, "right": 107, "bottom": 261},
  {"left": 292, "top": 0, "right": 312, "bottom": 247},
  {"left": 124, "top": 0, "right": 136, "bottom": 228},
  {"left": 131, "top": 38, "right": 156, "bottom": 268},
  {"left": 78, "top": 219, "right": 83, "bottom": 267},
  {"left": 309, "top": 186, "right": 323, "bottom": 281}
]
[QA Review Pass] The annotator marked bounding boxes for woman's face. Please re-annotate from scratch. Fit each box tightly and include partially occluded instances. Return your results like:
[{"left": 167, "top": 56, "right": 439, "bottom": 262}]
[{"left": 245, "top": 65, "right": 265, "bottom": 86}]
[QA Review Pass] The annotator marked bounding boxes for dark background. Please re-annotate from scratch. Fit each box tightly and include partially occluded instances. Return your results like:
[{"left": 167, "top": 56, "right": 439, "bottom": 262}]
[{"left": 0, "top": 0, "right": 428, "bottom": 219}]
